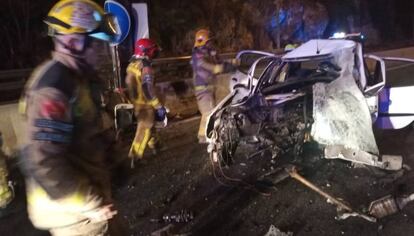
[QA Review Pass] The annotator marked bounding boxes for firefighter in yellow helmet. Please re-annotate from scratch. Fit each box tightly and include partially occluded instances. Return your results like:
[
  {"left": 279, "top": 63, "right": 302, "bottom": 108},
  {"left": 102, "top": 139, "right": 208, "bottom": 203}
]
[
  {"left": 18, "top": 0, "right": 124, "bottom": 235},
  {"left": 192, "top": 29, "right": 239, "bottom": 143},
  {"left": 125, "top": 38, "right": 165, "bottom": 167}
]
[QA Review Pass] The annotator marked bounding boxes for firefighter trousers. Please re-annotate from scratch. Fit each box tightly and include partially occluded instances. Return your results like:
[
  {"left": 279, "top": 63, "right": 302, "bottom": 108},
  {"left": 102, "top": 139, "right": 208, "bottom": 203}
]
[
  {"left": 195, "top": 88, "right": 215, "bottom": 142},
  {"left": 129, "top": 105, "right": 155, "bottom": 159}
]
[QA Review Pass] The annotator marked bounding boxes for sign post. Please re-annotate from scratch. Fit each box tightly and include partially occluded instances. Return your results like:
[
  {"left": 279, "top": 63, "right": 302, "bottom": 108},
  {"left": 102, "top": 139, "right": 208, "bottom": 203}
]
[{"left": 104, "top": 0, "right": 131, "bottom": 89}]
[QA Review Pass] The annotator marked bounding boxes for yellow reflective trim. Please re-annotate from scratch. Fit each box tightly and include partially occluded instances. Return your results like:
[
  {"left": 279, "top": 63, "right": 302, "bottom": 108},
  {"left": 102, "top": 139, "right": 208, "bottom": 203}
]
[
  {"left": 195, "top": 85, "right": 208, "bottom": 91},
  {"left": 138, "top": 129, "right": 151, "bottom": 157},
  {"left": 148, "top": 98, "right": 160, "bottom": 108},
  {"left": 130, "top": 128, "right": 151, "bottom": 158},
  {"left": 18, "top": 99, "right": 27, "bottom": 115},
  {"left": 27, "top": 186, "right": 86, "bottom": 209}
]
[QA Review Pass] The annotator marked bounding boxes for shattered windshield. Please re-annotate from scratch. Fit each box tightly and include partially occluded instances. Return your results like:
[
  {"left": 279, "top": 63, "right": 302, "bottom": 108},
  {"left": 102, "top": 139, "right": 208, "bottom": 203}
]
[
  {"left": 258, "top": 57, "right": 339, "bottom": 94},
  {"left": 237, "top": 52, "right": 276, "bottom": 78}
]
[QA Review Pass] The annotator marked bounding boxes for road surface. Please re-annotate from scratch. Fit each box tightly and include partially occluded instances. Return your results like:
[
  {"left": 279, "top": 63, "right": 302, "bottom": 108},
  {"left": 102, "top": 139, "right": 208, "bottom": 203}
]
[{"left": 2, "top": 64, "right": 414, "bottom": 236}]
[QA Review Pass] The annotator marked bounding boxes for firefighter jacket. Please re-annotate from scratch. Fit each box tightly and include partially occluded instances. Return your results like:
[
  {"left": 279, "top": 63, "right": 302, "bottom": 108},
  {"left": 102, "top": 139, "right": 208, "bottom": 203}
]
[
  {"left": 19, "top": 52, "right": 110, "bottom": 229},
  {"left": 191, "top": 47, "right": 238, "bottom": 91},
  {"left": 125, "top": 59, "right": 161, "bottom": 109},
  {"left": 191, "top": 47, "right": 222, "bottom": 90}
]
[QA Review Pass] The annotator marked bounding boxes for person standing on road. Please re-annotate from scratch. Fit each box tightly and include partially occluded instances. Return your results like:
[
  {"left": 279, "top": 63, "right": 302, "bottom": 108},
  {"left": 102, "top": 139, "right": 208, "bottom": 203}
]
[
  {"left": 191, "top": 29, "right": 239, "bottom": 143},
  {"left": 125, "top": 38, "right": 166, "bottom": 167},
  {"left": 18, "top": 0, "right": 123, "bottom": 235}
]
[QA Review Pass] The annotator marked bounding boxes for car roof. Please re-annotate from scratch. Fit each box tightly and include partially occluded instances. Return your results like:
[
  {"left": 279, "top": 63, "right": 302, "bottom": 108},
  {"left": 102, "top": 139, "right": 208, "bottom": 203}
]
[{"left": 282, "top": 39, "right": 356, "bottom": 62}]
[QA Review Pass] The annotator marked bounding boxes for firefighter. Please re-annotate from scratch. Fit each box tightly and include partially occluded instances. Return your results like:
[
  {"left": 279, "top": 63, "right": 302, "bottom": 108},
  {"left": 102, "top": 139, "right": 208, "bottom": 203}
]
[
  {"left": 18, "top": 0, "right": 122, "bottom": 235},
  {"left": 125, "top": 38, "right": 166, "bottom": 167},
  {"left": 191, "top": 29, "right": 239, "bottom": 143}
]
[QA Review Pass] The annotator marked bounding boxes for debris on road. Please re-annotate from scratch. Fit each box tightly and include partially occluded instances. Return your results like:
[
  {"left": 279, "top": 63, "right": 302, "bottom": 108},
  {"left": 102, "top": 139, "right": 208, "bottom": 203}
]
[
  {"left": 161, "top": 209, "right": 194, "bottom": 223},
  {"left": 285, "top": 165, "right": 377, "bottom": 222},
  {"left": 151, "top": 224, "right": 175, "bottom": 236},
  {"left": 368, "top": 193, "right": 414, "bottom": 218},
  {"left": 264, "top": 225, "right": 293, "bottom": 236}
]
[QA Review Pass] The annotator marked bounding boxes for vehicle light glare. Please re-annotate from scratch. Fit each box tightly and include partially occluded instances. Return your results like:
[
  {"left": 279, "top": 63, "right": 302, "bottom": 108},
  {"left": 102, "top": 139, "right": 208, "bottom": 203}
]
[{"left": 332, "top": 32, "right": 346, "bottom": 39}]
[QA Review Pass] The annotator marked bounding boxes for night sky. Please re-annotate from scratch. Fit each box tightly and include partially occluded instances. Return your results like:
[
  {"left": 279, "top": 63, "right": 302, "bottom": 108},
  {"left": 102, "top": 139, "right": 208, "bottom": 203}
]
[{"left": 0, "top": 0, "right": 413, "bottom": 70}]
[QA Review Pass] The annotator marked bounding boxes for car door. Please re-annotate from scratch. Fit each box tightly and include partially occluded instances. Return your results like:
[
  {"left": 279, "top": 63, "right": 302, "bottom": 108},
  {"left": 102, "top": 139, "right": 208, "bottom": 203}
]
[
  {"left": 368, "top": 57, "right": 414, "bottom": 129},
  {"left": 230, "top": 50, "right": 276, "bottom": 91}
]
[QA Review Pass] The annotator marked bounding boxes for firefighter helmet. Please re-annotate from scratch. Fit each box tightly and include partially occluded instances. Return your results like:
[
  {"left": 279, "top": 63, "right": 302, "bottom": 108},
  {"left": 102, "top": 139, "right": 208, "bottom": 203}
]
[
  {"left": 44, "top": 0, "right": 117, "bottom": 41},
  {"left": 194, "top": 29, "right": 211, "bottom": 48},
  {"left": 134, "top": 38, "right": 160, "bottom": 59}
]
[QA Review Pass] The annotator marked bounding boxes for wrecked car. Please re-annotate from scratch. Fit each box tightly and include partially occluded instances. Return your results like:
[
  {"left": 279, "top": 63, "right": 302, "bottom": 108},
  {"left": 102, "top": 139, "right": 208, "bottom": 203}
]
[{"left": 206, "top": 35, "right": 414, "bottom": 171}]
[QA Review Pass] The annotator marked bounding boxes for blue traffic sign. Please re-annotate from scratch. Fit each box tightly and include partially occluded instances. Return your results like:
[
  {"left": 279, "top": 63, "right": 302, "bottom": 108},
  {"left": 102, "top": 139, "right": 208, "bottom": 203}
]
[{"left": 104, "top": 0, "right": 131, "bottom": 45}]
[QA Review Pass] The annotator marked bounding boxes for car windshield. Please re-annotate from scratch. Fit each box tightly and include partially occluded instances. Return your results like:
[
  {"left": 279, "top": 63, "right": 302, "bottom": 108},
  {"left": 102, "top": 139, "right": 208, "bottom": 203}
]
[
  {"left": 238, "top": 52, "right": 275, "bottom": 77},
  {"left": 259, "top": 57, "right": 338, "bottom": 90}
]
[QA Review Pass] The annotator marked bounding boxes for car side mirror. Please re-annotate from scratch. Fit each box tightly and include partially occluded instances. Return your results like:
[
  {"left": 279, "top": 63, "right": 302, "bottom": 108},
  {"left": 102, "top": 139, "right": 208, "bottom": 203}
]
[
  {"left": 364, "top": 55, "right": 385, "bottom": 96},
  {"left": 372, "top": 61, "right": 383, "bottom": 85}
]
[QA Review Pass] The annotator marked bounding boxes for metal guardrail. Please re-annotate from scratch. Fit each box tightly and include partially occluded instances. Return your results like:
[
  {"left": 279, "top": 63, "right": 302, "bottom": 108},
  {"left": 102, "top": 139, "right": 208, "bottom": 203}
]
[
  {"left": 0, "top": 68, "right": 32, "bottom": 92},
  {"left": 153, "top": 52, "right": 237, "bottom": 83},
  {"left": 0, "top": 52, "right": 238, "bottom": 92},
  {"left": 0, "top": 68, "right": 33, "bottom": 79},
  {"left": 3, "top": 49, "right": 411, "bottom": 101}
]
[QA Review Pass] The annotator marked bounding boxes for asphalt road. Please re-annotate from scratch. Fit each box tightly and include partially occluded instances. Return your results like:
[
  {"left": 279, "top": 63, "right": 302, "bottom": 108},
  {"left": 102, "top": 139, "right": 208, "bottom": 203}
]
[
  {"left": 109, "top": 121, "right": 414, "bottom": 236},
  {"left": 2, "top": 63, "right": 414, "bottom": 235},
  {"left": 2, "top": 109, "right": 414, "bottom": 236}
]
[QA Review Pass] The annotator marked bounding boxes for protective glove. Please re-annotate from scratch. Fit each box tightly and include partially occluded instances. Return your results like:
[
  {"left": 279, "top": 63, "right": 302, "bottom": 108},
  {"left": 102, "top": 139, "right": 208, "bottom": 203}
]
[
  {"left": 82, "top": 204, "right": 117, "bottom": 223},
  {"left": 155, "top": 106, "right": 167, "bottom": 122}
]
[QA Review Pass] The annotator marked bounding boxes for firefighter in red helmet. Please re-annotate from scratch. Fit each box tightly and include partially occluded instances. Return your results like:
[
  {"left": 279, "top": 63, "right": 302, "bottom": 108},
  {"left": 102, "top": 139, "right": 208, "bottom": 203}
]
[{"left": 125, "top": 38, "right": 166, "bottom": 167}]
